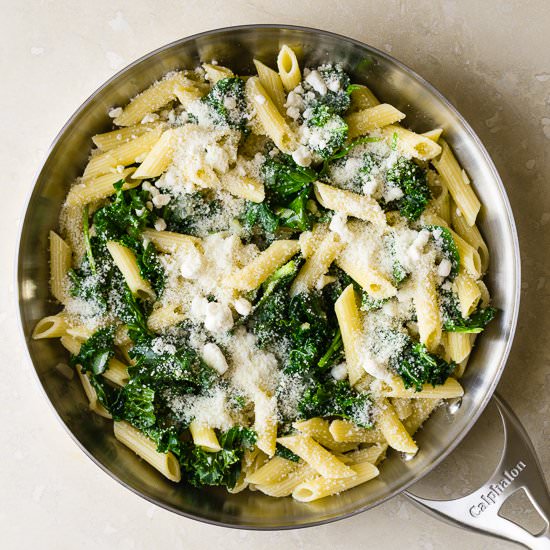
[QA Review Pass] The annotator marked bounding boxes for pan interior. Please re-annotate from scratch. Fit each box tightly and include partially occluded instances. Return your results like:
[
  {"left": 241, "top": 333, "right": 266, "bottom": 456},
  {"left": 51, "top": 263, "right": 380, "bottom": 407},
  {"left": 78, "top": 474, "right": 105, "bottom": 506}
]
[{"left": 17, "top": 26, "right": 519, "bottom": 528}]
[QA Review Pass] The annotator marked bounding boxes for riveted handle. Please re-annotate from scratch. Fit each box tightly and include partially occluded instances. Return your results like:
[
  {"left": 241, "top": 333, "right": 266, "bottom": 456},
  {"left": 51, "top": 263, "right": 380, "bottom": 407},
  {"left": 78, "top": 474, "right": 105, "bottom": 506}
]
[{"left": 405, "top": 394, "right": 550, "bottom": 549}]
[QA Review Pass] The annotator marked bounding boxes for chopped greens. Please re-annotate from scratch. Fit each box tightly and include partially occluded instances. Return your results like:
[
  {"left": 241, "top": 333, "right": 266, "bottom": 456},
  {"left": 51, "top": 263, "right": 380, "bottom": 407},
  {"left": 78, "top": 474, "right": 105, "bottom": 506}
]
[
  {"left": 385, "top": 157, "right": 431, "bottom": 221},
  {"left": 391, "top": 338, "right": 456, "bottom": 391},
  {"left": 70, "top": 326, "right": 115, "bottom": 376},
  {"left": 426, "top": 225, "right": 460, "bottom": 279},
  {"left": 201, "top": 77, "right": 248, "bottom": 131}
]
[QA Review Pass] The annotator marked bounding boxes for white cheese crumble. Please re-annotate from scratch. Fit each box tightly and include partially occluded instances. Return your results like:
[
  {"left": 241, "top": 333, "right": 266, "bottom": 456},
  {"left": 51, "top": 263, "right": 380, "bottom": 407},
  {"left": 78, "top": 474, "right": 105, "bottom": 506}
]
[
  {"left": 330, "top": 362, "right": 348, "bottom": 381},
  {"left": 202, "top": 343, "right": 229, "bottom": 375},
  {"left": 234, "top": 297, "right": 252, "bottom": 316},
  {"left": 437, "top": 258, "right": 452, "bottom": 278},
  {"left": 291, "top": 145, "right": 312, "bottom": 167},
  {"left": 329, "top": 212, "right": 353, "bottom": 242},
  {"left": 305, "top": 70, "right": 328, "bottom": 95},
  {"left": 153, "top": 218, "right": 167, "bottom": 231},
  {"left": 179, "top": 246, "right": 203, "bottom": 279},
  {"left": 108, "top": 107, "right": 123, "bottom": 118},
  {"left": 204, "top": 301, "right": 234, "bottom": 333}
]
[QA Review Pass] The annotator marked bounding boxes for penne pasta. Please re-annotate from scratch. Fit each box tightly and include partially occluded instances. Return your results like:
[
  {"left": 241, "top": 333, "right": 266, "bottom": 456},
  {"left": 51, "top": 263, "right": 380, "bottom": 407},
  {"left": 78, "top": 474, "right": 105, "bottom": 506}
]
[
  {"left": 246, "top": 76, "right": 295, "bottom": 153},
  {"left": 253, "top": 59, "right": 286, "bottom": 113},
  {"left": 83, "top": 128, "right": 163, "bottom": 179},
  {"left": 49, "top": 231, "right": 72, "bottom": 303},
  {"left": 432, "top": 139, "right": 481, "bottom": 226},
  {"left": 228, "top": 239, "right": 300, "bottom": 291},
  {"left": 376, "top": 398, "right": 418, "bottom": 454},
  {"left": 346, "top": 104, "right": 406, "bottom": 138},
  {"left": 314, "top": 182, "right": 386, "bottom": 227},
  {"left": 290, "top": 231, "right": 343, "bottom": 296},
  {"left": 382, "top": 125, "right": 442, "bottom": 161},
  {"left": 334, "top": 284, "right": 364, "bottom": 385},
  {"left": 292, "top": 461, "right": 379, "bottom": 502},
  {"left": 383, "top": 377, "right": 464, "bottom": 399},
  {"left": 276, "top": 435, "right": 355, "bottom": 479},
  {"left": 92, "top": 123, "right": 162, "bottom": 151},
  {"left": 65, "top": 168, "right": 138, "bottom": 206},
  {"left": 277, "top": 45, "right": 301, "bottom": 92},
  {"left": 114, "top": 421, "right": 181, "bottom": 482},
  {"left": 293, "top": 418, "right": 358, "bottom": 453},
  {"left": 113, "top": 73, "right": 202, "bottom": 126},
  {"left": 189, "top": 420, "right": 222, "bottom": 452},
  {"left": 106, "top": 241, "right": 155, "bottom": 300}
]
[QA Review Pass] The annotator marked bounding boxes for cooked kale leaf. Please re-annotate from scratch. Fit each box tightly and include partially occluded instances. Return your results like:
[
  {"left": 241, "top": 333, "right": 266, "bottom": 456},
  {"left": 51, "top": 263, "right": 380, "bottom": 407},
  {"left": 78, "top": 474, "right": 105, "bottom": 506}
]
[
  {"left": 201, "top": 77, "right": 248, "bottom": 131},
  {"left": 441, "top": 289, "right": 497, "bottom": 333},
  {"left": 391, "top": 338, "right": 456, "bottom": 391},
  {"left": 179, "top": 427, "right": 257, "bottom": 488},
  {"left": 385, "top": 157, "right": 431, "bottom": 221},
  {"left": 70, "top": 326, "right": 115, "bottom": 375},
  {"left": 298, "top": 379, "right": 373, "bottom": 427}
]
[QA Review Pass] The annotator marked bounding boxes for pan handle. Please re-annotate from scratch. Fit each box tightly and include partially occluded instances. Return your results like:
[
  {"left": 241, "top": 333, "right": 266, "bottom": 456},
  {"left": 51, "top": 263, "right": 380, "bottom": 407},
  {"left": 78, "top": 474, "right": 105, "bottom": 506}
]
[{"left": 404, "top": 393, "right": 550, "bottom": 549}]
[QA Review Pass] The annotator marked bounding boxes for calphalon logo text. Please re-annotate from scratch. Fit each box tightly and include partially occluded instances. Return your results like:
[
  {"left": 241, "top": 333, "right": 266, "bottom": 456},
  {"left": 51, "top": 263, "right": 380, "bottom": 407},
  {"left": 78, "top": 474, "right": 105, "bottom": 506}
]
[{"left": 469, "top": 460, "right": 526, "bottom": 517}]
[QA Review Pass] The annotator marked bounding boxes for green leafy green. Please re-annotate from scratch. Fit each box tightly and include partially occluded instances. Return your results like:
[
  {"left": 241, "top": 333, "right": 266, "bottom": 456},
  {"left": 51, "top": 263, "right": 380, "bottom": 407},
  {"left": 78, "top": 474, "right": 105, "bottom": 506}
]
[
  {"left": 391, "top": 338, "right": 456, "bottom": 391},
  {"left": 426, "top": 225, "right": 460, "bottom": 279},
  {"left": 242, "top": 201, "right": 280, "bottom": 234},
  {"left": 441, "top": 289, "right": 497, "bottom": 333},
  {"left": 445, "top": 307, "right": 497, "bottom": 333},
  {"left": 179, "top": 427, "right": 257, "bottom": 488},
  {"left": 298, "top": 380, "right": 373, "bottom": 427},
  {"left": 262, "top": 154, "right": 317, "bottom": 199},
  {"left": 201, "top": 77, "right": 248, "bottom": 131},
  {"left": 70, "top": 326, "right": 115, "bottom": 375},
  {"left": 116, "top": 382, "right": 156, "bottom": 430},
  {"left": 385, "top": 157, "right": 431, "bottom": 221},
  {"left": 317, "top": 329, "right": 343, "bottom": 370},
  {"left": 275, "top": 444, "right": 300, "bottom": 462},
  {"left": 275, "top": 187, "right": 312, "bottom": 231}
]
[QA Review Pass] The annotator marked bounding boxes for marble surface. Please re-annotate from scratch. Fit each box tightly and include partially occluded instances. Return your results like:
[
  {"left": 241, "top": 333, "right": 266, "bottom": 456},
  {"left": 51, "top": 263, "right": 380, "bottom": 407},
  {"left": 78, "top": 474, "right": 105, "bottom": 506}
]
[{"left": 1, "top": 1, "right": 549, "bottom": 548}]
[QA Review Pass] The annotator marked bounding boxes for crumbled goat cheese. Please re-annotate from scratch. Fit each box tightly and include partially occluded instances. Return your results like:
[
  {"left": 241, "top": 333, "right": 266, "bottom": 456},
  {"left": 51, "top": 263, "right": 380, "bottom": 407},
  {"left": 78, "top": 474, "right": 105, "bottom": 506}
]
[
  {"left": 179, "top": 247, "right": 204, "bottom": 279},
  {"left": 383, "top": 185, "right": 405, "bottom": 202},
  {"left": 254, "top": 94, "right": 266, "bottom": 105},
  {"left": 305, "top": 70, "right": 327, "bottom": 95},
  {"left": 154, "top": 218, "right": 167, "bottom": 231},
  {"left": 437, "top": 258, "right": 452, "bottom": 278},
  {"left": 141, "top": 113, "right": 159, "bottom": 124},
  {"left": 234, "top": 297, "right": 252, "bottom": 316},
  {"left": 327, "top": 79, "right": 341, "bottom": 93},
  {"left": 407, "top": 229, "right": 431, "bottom": 262},
  {"left": 331, "top": 362, "right": 348, "bottom": 381},
  {"left": 223, "top": 96, "right": 237, "bottom": 110},
  {"left": 191, "top": 295, "right": 208, "bottom": 318},
  {"left": 108, "top": 107, "right": 123, "bottom": 118},
  {"left": 202, "top": 342, "right": 229, "bottom": 375},
  {"left": 292, "top": 145, "right": 312, "bottom": 167},
  {"left": 142, "top": 181, "right": 160, "bottom": 197},
  {"left": 152, "top": 193, "right": 171, "bottom": 208},
  {"left": 204, "top": 301, "right": 234, "bottom": 333},
  {"left": 329, "top": 212, "right": 353, "bottom": 242}
]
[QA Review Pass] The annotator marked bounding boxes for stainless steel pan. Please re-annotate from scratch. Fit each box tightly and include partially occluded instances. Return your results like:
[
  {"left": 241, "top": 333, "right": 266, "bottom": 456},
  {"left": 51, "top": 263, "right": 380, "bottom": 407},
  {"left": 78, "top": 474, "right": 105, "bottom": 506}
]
[{"left": 16, "top": 25, "right": 550, "bottom": 548}]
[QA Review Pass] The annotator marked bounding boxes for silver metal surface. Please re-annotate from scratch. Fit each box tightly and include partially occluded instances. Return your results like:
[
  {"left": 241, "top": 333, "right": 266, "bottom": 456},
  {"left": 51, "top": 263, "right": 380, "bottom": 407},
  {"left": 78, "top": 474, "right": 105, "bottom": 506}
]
[
  {"left": 406, "top": 394, "right": 550, "bottom": 549},
  {"left": 17, "top": 25, "right": 522, "bottom": 530}
]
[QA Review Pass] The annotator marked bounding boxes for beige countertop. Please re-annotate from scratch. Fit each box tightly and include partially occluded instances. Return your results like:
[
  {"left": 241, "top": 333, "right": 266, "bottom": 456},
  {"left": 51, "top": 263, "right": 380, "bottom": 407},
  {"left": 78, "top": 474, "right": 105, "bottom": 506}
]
[{"left": 1, "top": 1, "right": 549, "bottom": 548}]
